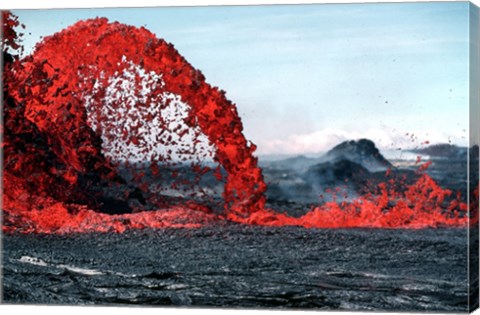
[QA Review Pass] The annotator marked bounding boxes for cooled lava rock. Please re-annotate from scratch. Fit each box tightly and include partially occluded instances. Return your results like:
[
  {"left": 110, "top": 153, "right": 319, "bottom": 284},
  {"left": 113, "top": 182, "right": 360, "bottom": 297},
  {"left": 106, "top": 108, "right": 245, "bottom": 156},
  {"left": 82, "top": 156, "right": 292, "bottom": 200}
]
[{"left": 302, "top": 159, "right": 369, "bottom": 189}]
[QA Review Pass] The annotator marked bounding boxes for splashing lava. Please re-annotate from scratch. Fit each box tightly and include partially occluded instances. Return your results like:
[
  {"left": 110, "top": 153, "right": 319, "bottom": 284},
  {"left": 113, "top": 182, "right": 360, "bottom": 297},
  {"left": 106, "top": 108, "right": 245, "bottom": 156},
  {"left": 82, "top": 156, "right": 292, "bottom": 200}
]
[{"left": 2, "top": 12, "right": 476, "bottom": 233}]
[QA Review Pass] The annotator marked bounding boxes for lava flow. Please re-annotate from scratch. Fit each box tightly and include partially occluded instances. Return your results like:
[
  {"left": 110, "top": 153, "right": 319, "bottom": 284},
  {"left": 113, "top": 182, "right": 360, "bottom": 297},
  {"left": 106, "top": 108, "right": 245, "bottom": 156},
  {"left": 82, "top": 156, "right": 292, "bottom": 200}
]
[{"left": 2, "top": 12, "right": 477, "bottom": 233}]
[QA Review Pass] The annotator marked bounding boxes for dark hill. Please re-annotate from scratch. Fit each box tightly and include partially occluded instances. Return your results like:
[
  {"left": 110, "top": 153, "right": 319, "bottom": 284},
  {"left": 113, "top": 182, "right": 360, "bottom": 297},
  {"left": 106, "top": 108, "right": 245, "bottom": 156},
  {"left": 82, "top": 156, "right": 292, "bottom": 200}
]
[{"left": 323, "top": 139, "right": 392, "bottom": 172}]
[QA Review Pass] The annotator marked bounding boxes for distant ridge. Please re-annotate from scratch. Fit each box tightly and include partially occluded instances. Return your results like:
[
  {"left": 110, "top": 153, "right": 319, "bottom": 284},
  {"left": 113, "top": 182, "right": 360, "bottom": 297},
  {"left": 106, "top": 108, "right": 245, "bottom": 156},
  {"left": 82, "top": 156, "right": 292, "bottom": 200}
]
[
  {"left": 409, "top": 144, "right": 468, "bottom": 159},
  {"left": 264, "top": 138, "right": 392, "bottom": 173}
]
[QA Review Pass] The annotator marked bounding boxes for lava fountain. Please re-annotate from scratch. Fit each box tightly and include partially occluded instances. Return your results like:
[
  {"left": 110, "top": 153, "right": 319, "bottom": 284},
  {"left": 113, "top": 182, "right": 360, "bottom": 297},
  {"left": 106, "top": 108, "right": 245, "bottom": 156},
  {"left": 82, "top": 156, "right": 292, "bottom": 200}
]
[{"left": 1, "top": 12, "right": 476, "bottom": 233}]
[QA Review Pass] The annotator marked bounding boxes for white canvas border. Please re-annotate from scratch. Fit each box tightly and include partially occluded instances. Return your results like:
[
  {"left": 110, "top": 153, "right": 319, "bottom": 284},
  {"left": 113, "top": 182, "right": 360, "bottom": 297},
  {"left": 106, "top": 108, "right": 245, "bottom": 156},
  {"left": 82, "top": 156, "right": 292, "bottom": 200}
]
[{"left": 1, "top": 1, "right": 478, "bottom": 315}]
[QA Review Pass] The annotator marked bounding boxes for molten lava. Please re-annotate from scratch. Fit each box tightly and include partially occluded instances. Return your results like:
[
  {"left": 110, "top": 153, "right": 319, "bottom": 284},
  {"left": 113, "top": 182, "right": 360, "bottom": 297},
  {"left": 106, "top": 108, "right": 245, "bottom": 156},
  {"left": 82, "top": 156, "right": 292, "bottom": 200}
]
[{"left": 2, "top": 12, "right": 477, "bottom": 233}]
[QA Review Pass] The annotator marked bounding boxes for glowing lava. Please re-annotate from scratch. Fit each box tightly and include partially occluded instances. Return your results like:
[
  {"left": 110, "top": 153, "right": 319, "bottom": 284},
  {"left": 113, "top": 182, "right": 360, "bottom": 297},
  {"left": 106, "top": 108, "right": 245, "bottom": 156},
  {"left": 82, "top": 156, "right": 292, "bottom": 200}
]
[{"left": 2, "top": 12, "right": 476, "bottom": 233}]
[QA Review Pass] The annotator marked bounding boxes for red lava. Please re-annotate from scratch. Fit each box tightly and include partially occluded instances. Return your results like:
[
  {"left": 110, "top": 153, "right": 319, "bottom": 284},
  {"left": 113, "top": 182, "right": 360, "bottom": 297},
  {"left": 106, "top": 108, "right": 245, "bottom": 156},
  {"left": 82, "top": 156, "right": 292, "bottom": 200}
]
[{"left": 2, "top": 12, "right": 477, "bottom": 233}]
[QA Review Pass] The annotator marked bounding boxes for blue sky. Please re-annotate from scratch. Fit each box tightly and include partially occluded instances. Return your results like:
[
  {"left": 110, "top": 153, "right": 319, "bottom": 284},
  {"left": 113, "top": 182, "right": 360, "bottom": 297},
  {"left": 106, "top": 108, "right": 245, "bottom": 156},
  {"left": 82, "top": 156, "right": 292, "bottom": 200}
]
[{"left": 11, "top": 2, "right": 471, "bottom": 155}]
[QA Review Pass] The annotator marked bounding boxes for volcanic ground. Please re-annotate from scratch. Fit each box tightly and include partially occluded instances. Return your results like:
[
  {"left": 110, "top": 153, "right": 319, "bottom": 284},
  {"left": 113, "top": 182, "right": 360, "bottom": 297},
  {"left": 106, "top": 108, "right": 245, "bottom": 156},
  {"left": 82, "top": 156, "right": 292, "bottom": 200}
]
[{"left": 2, "top": 226, "right": 476, "bottom": 312}]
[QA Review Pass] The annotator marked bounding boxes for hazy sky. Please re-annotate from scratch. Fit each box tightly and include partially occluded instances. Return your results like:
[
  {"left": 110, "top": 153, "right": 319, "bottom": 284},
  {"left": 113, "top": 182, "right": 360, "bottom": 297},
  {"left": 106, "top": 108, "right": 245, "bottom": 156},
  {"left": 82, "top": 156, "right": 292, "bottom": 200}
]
[{"left": 12, "top": 2, "right": 471, "bottom": 155}]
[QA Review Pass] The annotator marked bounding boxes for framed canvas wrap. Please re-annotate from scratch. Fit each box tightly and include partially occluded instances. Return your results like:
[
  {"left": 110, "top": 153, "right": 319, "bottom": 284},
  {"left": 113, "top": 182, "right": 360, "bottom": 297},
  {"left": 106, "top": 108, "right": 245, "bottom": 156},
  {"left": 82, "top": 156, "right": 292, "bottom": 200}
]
[{"left": 1, "top": 1, "right": 479, "bottom": 313}]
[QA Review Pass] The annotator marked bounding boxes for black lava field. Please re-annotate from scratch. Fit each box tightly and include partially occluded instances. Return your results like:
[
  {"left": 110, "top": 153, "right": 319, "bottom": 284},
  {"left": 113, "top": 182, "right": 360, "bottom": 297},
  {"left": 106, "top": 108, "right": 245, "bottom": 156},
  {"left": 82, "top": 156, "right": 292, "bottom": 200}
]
[{"left": 3, "top": 226, "right": 474, "bottom": 312}]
